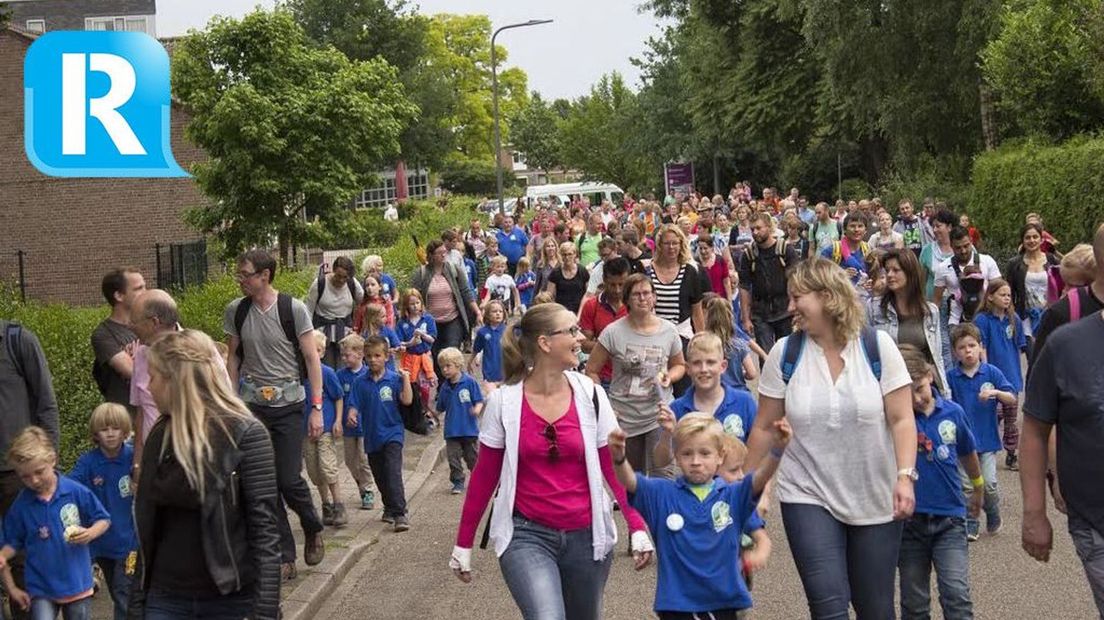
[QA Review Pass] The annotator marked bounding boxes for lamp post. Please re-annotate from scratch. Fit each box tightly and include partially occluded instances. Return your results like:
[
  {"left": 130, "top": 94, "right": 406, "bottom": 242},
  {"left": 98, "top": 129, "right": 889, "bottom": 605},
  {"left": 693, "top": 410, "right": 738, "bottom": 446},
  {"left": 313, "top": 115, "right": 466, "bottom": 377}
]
[{"left": 491, "top": 19, "right": 553, "bottom": 215}]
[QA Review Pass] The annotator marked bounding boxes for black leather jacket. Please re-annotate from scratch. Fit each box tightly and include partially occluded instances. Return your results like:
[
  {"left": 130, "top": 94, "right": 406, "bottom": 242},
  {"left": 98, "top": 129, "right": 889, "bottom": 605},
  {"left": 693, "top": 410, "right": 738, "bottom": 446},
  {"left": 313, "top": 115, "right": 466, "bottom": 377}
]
[{"left": 128, "top": 414, "right": 281, "bottom": 619}]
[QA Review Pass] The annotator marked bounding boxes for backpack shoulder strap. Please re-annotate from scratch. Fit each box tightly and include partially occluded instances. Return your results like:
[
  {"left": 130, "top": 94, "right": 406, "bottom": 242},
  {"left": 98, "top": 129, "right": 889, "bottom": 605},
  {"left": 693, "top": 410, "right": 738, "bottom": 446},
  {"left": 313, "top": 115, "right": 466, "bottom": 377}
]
[
  {"left": 1069, "top": 286, "right": 1083, "bottom": 322},
  {"left": 315, "top": 273, "right": 326, "bottom": 306},
  {"left": 233, "top": 297, "right": 253, "bottom": 364},
  {"left": 4, "top": 322, "right": 25, "bottom": 379},
  {"left": 277, "top": 293, "right": 307, "bottom": 379},
  {"left": 859, "top": 326, "right": 882, "bottom": 381},
  {"left": 781, "top": 331, "right": 806, "bottom": 385},
  {"left": 832, "top": 241, "right": 842, "bottom": 264}
]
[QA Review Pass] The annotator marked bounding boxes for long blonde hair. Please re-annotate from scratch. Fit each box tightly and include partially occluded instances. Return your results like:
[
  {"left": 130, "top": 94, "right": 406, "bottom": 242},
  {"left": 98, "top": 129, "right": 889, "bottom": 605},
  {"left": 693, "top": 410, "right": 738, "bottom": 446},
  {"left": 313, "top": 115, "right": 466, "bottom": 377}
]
[
  {"left": 655, "top": 223, "right": 692, "bottom": 266},
  {"left": 788, "top": 258, "right": 865, "bottom": 345},
  {"left": 147, "top": 329, "right": 251, "bottom": 501}
]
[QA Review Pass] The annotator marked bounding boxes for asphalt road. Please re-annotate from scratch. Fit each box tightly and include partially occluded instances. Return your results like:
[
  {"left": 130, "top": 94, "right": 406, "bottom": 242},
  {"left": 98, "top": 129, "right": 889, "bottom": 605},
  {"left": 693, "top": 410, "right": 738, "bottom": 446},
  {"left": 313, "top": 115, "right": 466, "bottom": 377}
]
[{"left": 315, "top": 456, "right": 1096, "bottom": 619}]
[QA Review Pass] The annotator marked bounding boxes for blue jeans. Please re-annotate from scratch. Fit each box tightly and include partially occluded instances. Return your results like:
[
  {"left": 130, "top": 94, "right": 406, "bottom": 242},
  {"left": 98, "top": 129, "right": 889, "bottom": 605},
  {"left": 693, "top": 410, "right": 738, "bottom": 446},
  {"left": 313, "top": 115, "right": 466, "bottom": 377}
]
[
  {"left": 96, "top": 557, "right": 131, "bottom": 620},
  {"left": 959, "top": 451, "right": 1000, "bottom": 532},
  {"left": 143, "top": 589, "right": 252, "bottom": 620},
  {"left": 898, "top": 514, "right": 973, "bottom": 619},
  {"left": 781, "top": 503, "right": 902, "bottom": 619},
  {"left": 29, "top": 597, "right": 90, "bottom": 620},
  {"left": 499, "top": 515, "right": 612, "bottom": 620}
]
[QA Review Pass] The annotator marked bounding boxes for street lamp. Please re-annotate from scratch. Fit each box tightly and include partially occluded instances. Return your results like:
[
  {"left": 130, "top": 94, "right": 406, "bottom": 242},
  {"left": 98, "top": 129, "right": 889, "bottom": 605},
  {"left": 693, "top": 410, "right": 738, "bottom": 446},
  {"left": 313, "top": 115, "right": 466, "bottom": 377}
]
[{"left": 491, "top": 19, "right": 553, "bottom": 215}]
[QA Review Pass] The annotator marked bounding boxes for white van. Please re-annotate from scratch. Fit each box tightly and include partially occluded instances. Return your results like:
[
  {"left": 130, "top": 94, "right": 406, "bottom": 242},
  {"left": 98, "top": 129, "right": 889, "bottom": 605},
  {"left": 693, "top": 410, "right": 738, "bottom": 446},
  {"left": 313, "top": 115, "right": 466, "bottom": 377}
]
[{"left": 525, "top": 182, "right": 624, "bottom": 209}]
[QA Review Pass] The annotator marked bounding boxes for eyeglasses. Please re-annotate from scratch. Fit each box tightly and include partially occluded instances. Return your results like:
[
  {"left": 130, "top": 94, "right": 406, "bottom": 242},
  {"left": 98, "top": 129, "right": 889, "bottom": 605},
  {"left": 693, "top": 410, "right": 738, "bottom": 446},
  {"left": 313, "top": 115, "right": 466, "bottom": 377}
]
[
  {"left": 235, "top": 271, "right": 259, "bottom": 282},
  {"left": 542, "top": 424, "right": 559, "bottom": 461},
  {"left": 547, "top": 325, "right": 582, "bottom": 338}
]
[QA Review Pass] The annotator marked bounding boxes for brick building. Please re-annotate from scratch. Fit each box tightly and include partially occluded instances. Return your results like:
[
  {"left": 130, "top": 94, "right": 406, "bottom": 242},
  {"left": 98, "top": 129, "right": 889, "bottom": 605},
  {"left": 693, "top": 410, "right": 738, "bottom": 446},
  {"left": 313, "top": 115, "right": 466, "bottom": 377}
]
[
  {"left": 5, "top": 0, "right": 157, "bottom": 36},
  {"left": 0, "top": 26, "right": 209, "bottom": 305}
]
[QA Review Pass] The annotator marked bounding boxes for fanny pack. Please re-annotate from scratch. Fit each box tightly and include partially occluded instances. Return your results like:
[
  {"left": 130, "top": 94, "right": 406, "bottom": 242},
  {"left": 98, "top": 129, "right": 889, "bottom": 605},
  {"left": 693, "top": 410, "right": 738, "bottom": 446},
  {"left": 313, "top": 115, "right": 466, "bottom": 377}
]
[{"left": 241, "top": 378, "right": 302, "bottom": 405}]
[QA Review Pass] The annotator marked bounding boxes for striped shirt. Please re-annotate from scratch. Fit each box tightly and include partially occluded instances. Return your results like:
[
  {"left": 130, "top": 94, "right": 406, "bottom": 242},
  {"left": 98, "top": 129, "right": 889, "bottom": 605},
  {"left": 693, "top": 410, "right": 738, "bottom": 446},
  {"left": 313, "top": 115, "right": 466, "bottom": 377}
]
[{"left": 651, "top": 265, "right": 686, "bottom": 324}]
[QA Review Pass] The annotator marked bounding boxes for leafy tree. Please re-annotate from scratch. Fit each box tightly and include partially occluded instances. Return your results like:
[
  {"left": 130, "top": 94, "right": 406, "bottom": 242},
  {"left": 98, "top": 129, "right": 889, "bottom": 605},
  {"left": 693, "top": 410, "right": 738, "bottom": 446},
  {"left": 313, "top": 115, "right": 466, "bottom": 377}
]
[
  {"left": 172, "top": 9, "right": 417, "bottom": 263},
  {"left": 981, "top": 0, "right": 1104, "bottom": 141},
  {"left": 510, "top": 93, "right": 563, "bottom": 175}
]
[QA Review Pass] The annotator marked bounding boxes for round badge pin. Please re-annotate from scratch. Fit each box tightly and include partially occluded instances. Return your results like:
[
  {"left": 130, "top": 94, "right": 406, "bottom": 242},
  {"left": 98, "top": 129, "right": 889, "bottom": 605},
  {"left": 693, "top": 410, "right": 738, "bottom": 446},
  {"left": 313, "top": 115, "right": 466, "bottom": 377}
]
[{"left": 666, "top": 513, "right": 684, "bottom": 532}]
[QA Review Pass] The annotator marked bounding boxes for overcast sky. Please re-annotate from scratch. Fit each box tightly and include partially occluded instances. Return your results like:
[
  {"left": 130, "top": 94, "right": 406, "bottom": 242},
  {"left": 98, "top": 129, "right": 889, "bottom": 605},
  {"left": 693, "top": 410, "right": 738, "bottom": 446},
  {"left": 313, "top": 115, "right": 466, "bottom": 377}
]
[{"left": 157, "top": 0, "right": 665, "bottom": 100}]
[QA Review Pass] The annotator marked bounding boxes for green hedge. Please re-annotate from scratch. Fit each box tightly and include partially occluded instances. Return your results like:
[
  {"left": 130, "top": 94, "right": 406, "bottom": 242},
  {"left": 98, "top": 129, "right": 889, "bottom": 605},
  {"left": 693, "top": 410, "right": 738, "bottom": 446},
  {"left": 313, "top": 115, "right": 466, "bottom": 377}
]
[{"left": 969, "top": 136, "right": 1104, "bottom": 251}]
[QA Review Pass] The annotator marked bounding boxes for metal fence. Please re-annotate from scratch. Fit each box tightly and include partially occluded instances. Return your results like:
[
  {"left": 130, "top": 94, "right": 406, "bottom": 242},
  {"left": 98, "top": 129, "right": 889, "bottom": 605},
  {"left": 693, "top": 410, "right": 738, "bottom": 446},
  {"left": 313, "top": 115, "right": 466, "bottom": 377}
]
[{"left": 155, "top": 239, "right": 208, "bottom": 291}]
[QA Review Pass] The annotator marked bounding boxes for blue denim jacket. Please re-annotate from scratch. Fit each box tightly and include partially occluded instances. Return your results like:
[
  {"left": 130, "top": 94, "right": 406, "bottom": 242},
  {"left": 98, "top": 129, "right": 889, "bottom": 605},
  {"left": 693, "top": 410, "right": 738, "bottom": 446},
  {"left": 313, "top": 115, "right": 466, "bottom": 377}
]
[{"left": 866, "top": 298, "right": 950, "bottom": 396}]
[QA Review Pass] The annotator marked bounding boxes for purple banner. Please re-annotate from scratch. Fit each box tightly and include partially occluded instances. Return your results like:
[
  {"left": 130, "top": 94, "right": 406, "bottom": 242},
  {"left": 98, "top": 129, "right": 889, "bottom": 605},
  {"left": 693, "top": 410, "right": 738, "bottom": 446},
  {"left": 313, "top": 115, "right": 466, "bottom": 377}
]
[{"left": 664, "top": 162, "right": 694, "bottom": 197}]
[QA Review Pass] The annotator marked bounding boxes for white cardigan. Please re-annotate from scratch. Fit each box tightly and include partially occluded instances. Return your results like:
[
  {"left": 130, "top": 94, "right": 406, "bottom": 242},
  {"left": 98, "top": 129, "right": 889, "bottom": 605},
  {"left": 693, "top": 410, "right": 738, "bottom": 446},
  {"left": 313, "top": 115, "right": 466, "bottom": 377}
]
[{"left": 480, "top": 371, "right": 619, "bottom": 561}]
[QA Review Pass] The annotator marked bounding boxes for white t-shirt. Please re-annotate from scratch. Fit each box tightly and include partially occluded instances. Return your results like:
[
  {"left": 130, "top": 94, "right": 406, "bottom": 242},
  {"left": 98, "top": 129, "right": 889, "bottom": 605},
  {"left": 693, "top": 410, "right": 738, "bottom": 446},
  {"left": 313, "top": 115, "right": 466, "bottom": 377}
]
[
  {"left": 383, "top": 205, "right": 398, "bottom": 222},
  {"left": 934, "top": 252, "right": 1002, "bottom": 324},
  {"left": 757, "top": 330, "right": 911, "bottom": 525},
  {"left": 868, "top": 230, "right": 903, "bottom": 251},
  {"left": 484, "top": 273, "right": 517, "bottom": 304}
]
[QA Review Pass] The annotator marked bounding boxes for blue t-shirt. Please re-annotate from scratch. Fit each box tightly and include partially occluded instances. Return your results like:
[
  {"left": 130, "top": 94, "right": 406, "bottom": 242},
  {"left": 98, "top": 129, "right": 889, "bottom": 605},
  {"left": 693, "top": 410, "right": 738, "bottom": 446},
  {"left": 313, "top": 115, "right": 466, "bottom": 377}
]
[
  {"left": 337, "top": 365, "right": 369, "bottom": 437},
  {"left": 974, "top": 311, "right": 1026, "bottom": 393},
  {"left": 947, "top": 363, "right": 1014, "bottom": 453},
  {"left": 378, "top": 325, "right": 401, "bottom": 371},
  {"left": 496, "top": 228, "right": 529, "bottom": 264},
  {"left": 303, "top": 364, "right": 343, "bottom": 432},
  {"left": 348, "top": 369, "right": 406, "bottom": 452},
  {"left": 631, "top": 474, "right": 756, "bottom": 613},
  {"left": 821, "top": 242, "right": 869, "bottom": 282},
  {"left": 379, "top": 273, "right": 398, "bottom": 303},
  {"left": 397, "top": 314, "right": 437, "bottom": 356},
  {"left": 670, "top": 385, "right": 758, "bottom": 442},
  {"left": 516, "top": 271, "right": 536, "bottom": 307},
  {"left": 914, "top": 396, "right": 978, "bottom": 518},
  {"left": 463, "top": 258, "right": 478, "bottom": 293},
  {"left": 472, "top": 323, "right": 506, "bottom": 382},
  {"left": 68, "top": 445, "right": 136, "bottom": 561},
  {"left": 436, "top": 374, "right": 484, "bottom": 439},
  {"left": 2, "top": 475, "right": 110, "bottom": 599},
  {"left": 721, "top": 338, "right": 752, "bottom": 392}
]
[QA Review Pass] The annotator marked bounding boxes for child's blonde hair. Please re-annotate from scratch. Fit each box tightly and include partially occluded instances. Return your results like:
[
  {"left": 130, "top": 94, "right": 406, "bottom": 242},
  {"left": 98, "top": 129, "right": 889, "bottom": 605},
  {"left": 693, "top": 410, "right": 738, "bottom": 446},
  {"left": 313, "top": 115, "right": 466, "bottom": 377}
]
[
  {"left": 1060, "top": 243, "right": 1096, "bottom": 287},
  {"left": 483, "top": 299, "right": 506, "bottom": 321},
  {"left": 980, "top": 278, "right": 1017, "bottom": 339},
  {"left": 400, "top": 289, "right": 424, "bottom": 320},
  {"left": 673, "top": 413, "right": 726, "bottom": 455},
  {"left": 90, "top": 402, "right": 132, "bottom": 442},
  {"left": 311, "top": 329, "right": 327, "bottom": 353},
  {"left": 437, "top": 347, "right": 464, "bottom": 369},
  {"left": 686, "top": 331, "right": 724, "bottom": 361},
  {"left": 360, "top": 303, "right": 384, "bottom": 333},
  {"left": 516, "top": 256, "right": 532, "bottom": 275},
  {"left": 361, "top": 254, "right": 383, "bottom": 275},
  {"left": 531, "top": 291, "right": 555, "bottom": 306},
  {"left": 490, "top": 255, "right": 508, "bottom": 269},
  {"left": 7, "top": 427, "right": 56, "bottom": 468},
  {"left": 339, "top": 333, "right": 365, "bottom": 353},
  {"left": 721, "top": 434, "right": 748, "bottom": 468}
]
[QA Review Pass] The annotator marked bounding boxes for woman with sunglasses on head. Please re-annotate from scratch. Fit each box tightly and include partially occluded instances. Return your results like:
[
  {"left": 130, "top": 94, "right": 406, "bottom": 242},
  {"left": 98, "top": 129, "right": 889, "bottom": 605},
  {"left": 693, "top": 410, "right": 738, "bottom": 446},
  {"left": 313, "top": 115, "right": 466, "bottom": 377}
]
[{"left": 449, "top": 303, "right": 654, "bottom": 620}]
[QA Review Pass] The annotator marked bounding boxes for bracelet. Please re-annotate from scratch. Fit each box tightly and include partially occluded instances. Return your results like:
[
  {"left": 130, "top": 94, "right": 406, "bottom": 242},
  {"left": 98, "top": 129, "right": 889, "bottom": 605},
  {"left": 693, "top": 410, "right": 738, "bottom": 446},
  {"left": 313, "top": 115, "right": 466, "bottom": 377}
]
[
  {"left": 312, "top": 395, "right": 323, "bottom": 406},
  {"left": 971, "top": 475, "right": 984, "bottom": 488},
  {"left": 769, "top": 446, "right": 786, "bottom": 460}
]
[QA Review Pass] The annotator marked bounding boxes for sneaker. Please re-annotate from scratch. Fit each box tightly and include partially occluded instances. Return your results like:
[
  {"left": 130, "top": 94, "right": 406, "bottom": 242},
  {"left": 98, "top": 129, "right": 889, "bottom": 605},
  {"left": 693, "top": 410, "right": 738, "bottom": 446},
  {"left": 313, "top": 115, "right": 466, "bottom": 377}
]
[
  {"left": 281, "top": 562, "right": 298, "bottom": 581},
  {"left": 381, "top": 513, "right": 395, "bottom": 525},
  {"left": 394, "top": 515, "right": 411, "bottom": 532},
  {"left": 332, "top": 503, "right": 348, "bottom": 527},
  {"left": 987, "top": 512, "right": 1003, "bottom": 536},
  {"left": 321, "top": 502, "right": 335, "bottom": 527},
  {"left": 304, "top": 531, "right": 325, "bottom": 566},
  {"left": 361, "top": 490, "right": 375, "bottom": 511},
  {"left": 451, "top": 481, "right": 465, "bottom": 495},
  {"left": 1006, "top": 452, "right": 1019, "bottom": 471},
  {"left": 966, "top": 519, "right": 980, "bottom": 542}
]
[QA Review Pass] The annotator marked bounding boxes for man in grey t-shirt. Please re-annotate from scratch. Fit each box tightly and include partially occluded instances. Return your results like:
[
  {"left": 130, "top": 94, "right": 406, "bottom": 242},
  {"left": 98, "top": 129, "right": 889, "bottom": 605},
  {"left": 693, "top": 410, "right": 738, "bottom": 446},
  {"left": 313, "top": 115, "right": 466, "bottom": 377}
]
[{"left": 225, "top": 249, "right": 325, "bottom": 577}]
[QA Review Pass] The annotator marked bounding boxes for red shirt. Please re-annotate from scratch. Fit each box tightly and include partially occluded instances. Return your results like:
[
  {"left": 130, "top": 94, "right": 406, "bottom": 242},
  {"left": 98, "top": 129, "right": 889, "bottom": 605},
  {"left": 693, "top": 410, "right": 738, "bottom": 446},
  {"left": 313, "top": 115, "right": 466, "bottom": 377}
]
[{"left": 580, "top": 294, "right": 628, "bottom": 382}]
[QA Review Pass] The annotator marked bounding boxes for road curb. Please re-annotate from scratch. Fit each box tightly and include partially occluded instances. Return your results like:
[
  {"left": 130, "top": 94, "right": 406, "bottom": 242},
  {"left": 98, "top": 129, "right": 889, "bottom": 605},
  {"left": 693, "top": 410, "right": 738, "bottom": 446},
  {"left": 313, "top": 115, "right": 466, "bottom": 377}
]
[{"left": 282, "top": 434, "right": 446, "bottom": 620}]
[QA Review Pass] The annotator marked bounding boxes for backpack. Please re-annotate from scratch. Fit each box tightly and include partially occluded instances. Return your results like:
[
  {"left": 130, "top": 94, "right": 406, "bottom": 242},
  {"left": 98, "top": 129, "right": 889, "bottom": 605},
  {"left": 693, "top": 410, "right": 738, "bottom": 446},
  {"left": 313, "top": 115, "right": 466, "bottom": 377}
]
[
  {"left": 399, "top": 382, "right": 429, "bottom": 436},
  {"left": 233, "top": 293, "right": 306, "bottom": 379},
  {"left": 743, "top": 241, "right": 788, "bottom": 275},
  {"left": 830, "top": 240, "right": 870, "bottom": 265},
  {"left": 781, "top": 326, "right": 883, "bottom": 385},
  {"left": 950, "top": 252, "right": 985, "bottom": 322},
  {"left": 811, "top": 220, "right": 843, "bottom": 244}
]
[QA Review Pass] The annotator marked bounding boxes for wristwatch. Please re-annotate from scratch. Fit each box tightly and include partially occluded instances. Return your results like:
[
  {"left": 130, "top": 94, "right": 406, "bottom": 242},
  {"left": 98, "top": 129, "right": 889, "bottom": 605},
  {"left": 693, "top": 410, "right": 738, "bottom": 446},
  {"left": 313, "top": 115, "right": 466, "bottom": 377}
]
[
  {"left": 897, "top": 467, "right": 919, "bottom": 482},
  {"left": 312, "top": 403, "right": 323, "bottom": 411}
]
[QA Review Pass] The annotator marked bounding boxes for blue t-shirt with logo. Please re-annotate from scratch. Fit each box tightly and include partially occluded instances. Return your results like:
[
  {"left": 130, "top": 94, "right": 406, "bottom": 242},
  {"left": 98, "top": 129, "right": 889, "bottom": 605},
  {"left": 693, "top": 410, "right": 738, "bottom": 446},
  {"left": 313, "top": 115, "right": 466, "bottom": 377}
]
[
  {"left": 379, "top": 325, "right": 401, "bottom": 371},
  {"left": 379, "top": 273, "right": 398, "bottom": 303},
  {"left": 436, "top": 374, "right": 484, "bottom": 439},
  {"left": 631, "top": 474, "right": 756, "bottom": 613},
  {"left": 2, "top": 475, "right": 110, "bottom": 600},
  {"left": 914, "top": 396, "right": 978, "bottom": 518},
  {"left": 472, "top": 323, "right": 506, "bottom": 382},
  {"left": 947, "top": 363, "right": 1013, "bottom": 453},
  {"left": 302, "top": 364, "right": 343, "bottom": 432},
  {"left": 348, "top": 369, "right": 406, "bottom": 452},
  {"left": 496, "top": 228, "right": 529, "bottom": 264},
  {"left": 516, "top": 271, "right": 536, "bottom": 307},
  {"left": 397, "top": 314, "right": 437, "bottom": 356},
  {"left": 974, "top": 311, "right": 1027, "bottom": 393},
  {"left": 670, "top": 385, "right": 758, "bottom": 442},
  {"left": 69, "top": 444, "right": 136, "bottom": 560},
  {"left": 337, "top": 365, "right": 369, "bottom": 437}
]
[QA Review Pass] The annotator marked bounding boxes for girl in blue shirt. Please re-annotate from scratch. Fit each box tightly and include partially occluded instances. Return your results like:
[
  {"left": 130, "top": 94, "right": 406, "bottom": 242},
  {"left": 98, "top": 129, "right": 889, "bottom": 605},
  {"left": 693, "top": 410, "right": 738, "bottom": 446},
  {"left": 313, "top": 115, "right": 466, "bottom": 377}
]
[
  {"left": 515, "top": 257, "right": 536, "bottom": 310},
  {"left": 397, "top": 290, "right": 438, "bottom": 426},
  {"left": 973, "top": 279, "right": 1027, "bottom": 470},
  {"left": 471, "top": 300, "right": 507, "bottom": 384}
]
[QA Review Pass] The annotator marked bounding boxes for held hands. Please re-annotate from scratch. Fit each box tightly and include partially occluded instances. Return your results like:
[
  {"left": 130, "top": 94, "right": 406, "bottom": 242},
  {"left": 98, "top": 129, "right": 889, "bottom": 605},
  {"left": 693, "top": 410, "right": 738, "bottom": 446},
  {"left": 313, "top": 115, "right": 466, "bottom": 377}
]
[
  {"left": 656, "top": 371, "right": 671, "bottom": 389},
  {"left": 7, "top": 587, "right": 28, "bottom": 611},
  {"left": 630, "top": 530, "right": 655, "bottom": 571},
  {"left": 308, "top": 409, "right": 323, "bottom": 440},
  {"left": 657, "top": 405, "right": 676, "bottom": 434},
  {"left": 767, "top": 419, "right": 792, "bottom": 451},
  {"left": 449, "top": 546, "right": 473, "bottom": 583},
  {"left": 893, "top": 476, "right": 916, "bottom": 521},
  {"left": 346, "top": 409, "right": 358, "bottom": 429},
  {"left": 741, "top": 545, "right": 770, "bottom": 573},
  {"left": 608, "top": 428, "right": 628, "bottom": 464}
]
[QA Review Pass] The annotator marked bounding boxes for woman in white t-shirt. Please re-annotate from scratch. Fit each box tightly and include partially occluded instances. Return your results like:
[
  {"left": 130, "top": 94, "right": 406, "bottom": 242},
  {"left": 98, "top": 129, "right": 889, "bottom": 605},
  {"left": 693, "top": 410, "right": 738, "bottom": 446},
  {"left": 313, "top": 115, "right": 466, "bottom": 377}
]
[{"left": 744, "top": 257, "right": 917, "bottom": 619}]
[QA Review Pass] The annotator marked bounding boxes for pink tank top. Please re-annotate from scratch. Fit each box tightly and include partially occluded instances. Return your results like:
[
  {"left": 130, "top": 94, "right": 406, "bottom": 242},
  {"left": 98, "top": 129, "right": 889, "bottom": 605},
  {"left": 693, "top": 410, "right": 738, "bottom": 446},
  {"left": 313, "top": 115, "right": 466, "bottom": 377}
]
[{"left": 513, "top": 395, "right": 592, "bottom": 531}]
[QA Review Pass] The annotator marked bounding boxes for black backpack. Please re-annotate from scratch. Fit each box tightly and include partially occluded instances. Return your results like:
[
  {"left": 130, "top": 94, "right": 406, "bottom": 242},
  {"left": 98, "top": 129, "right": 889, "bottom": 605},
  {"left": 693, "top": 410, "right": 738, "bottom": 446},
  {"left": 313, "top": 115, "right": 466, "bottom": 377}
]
[
  {"left": 950, "top": 252, "right": 985, "bottom": 322},
  {"left": 233, "top": 293, "right": 306, "bottom": 379},
  {"left": 399, "top": 384, "right": 429, "bottom": 436}
]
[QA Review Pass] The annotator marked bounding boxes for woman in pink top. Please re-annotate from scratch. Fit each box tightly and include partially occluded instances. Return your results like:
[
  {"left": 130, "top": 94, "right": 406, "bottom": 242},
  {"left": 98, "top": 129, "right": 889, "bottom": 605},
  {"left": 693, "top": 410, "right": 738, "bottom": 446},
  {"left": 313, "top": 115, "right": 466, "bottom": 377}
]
[{"left": 449, "top": 303, "right": 654, "bottom": 620}]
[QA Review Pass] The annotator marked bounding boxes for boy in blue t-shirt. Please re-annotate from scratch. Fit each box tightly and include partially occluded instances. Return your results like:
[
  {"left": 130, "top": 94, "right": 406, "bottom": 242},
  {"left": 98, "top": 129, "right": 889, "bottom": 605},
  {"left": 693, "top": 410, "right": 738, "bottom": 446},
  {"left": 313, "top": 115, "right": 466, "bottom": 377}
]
[
  {"left": 1, "top": 427, "right": 110, "bottom": 619},
  {"left": 348, "top": 335, "right": 414, "bottom": 532},
  {"left": 610, "top": 413, "right": 791, "bottom": 619},
  {"left": 718, "top": 435, "right": 771, "bottom": 593},
  {"left": 337, "top": 334, "right": 375, "bottom": 511},
  {"left": 470, "top": 300, "right": 507, "bottom": 384},
  {"left": 303, "top": 331, "right": 348, "bottom": 527},
  {"left": 946, "top": 323, "right": 1016, "bottom": 541},
  {"left": 898, "top": 345, "right": 984, "bottom": 619},
  {"left": 436, "top": 348, "right": 484, "bottom": 495},
  {"left": 69, "top": 403, "right": 137, "bottom": 620}
]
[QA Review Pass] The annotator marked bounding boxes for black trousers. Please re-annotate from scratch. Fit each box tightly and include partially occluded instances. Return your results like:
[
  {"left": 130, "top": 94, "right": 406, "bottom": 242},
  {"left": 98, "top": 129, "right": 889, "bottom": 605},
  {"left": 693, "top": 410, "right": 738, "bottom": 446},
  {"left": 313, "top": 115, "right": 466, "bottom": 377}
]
[
  {"left": 367, "top": 441, "right": 407, "bottom": 518},
  {"left": 752, "top": 315, "right": 793, "bottom": 361},
  {"left": 0, "top": 471, "right": 28, "bottom": 620},
  {"left": 431, "top": 318, "right": 467, "bottom": 380},
  {"left": 249, "top": 402, "right": 324, "bottom": 563}
]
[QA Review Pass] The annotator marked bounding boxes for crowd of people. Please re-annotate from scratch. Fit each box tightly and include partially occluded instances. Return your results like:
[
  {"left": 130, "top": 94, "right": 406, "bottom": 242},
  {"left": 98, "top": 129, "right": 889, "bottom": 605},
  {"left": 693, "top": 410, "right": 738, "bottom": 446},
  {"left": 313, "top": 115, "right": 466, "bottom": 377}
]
[{"left": 0, "top": 183, "right": 1101, "bottom": 619}]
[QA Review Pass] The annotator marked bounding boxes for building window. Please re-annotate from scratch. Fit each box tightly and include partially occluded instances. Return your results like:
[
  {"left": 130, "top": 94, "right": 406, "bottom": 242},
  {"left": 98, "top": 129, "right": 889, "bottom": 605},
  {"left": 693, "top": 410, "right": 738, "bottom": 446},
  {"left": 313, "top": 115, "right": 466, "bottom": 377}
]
[
  {"left": 25, "top": 20, "right": 46, "bottom": 34},
  {"left": 353, "top": 168, "right": 430, "bottom": 209},
  {"left": 85, "top": 16, "right": 152, "bottom": 35}
]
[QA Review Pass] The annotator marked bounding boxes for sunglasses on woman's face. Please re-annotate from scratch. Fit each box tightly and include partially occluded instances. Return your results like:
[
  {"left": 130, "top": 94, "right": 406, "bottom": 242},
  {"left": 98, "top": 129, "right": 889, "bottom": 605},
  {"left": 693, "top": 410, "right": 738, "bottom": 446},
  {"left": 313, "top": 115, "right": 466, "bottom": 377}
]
[{"left": 542, "top": 424, "right": 559, "bottom": 461}]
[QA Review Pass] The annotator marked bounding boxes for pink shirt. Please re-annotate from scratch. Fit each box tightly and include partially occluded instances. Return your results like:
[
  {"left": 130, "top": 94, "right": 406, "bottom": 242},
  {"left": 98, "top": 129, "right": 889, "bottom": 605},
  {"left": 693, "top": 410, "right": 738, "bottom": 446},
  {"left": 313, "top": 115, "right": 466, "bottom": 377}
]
[
  {"left": 426, "top": 273, "right": 459, "bottom": 323},
  {"left": 513, "top": 396, "right": 592, "bottom": 531},
  {"left": 129, "top": 345, "right": 159, "bottom": 442}
]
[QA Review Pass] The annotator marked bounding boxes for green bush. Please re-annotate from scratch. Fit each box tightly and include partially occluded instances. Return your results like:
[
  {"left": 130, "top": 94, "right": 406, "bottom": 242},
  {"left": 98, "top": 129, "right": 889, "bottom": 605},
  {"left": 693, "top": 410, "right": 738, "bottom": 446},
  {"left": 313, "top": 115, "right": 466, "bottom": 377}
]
[
  {"left": 968, "top": 135, "right": 1104, "bottom": 253},
  {"left": 877, "top": 157, "right": 972, "bottom": 214},
  {"left": 439, "top": 158, "right": 497, "bottom": 195}
]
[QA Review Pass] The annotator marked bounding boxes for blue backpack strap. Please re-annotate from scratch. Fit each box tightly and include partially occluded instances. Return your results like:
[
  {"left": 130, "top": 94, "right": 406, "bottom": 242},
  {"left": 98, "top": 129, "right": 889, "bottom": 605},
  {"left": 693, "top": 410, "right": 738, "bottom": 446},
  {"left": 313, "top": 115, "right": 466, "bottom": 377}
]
[
  {"left": 859, "top": 326, "right": 882, "bottom": 382},
  {"left": 781, "top": 331, "right": 806, "bottom": 385}
]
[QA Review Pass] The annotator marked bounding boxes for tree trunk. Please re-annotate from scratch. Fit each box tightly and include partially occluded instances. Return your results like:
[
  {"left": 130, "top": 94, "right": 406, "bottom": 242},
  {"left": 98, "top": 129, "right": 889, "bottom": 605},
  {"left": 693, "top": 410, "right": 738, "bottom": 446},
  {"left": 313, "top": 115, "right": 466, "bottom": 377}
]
[
  {"left": 979, "top": 82, "right": 998, "bottom": 150},
  {"left": 279, "top": 229, "right": 291, "bottom": 269}
]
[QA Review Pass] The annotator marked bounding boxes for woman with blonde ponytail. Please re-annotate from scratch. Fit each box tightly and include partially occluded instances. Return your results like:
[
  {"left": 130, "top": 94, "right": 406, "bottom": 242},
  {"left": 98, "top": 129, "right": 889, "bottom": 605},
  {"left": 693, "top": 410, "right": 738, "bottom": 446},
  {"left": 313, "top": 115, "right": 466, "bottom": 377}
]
[
  {"left": 130, "top": 329, "right": 281, "bottom": 620},
  {"left": 450, "top": 303, "right": 654, "bottom": 619}
]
